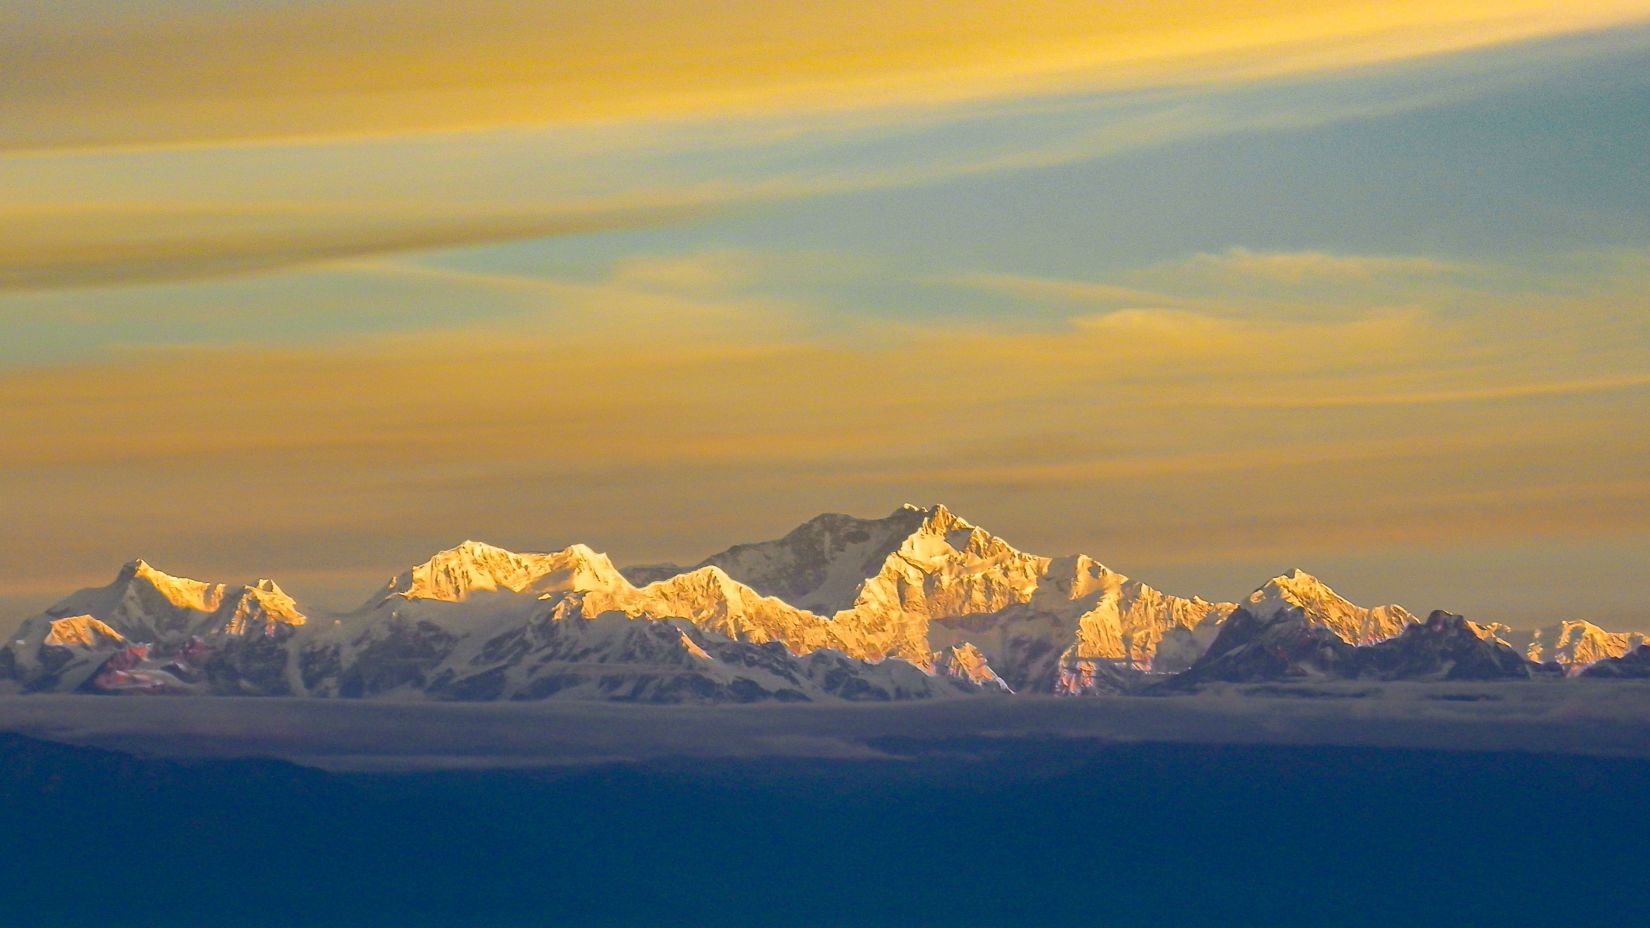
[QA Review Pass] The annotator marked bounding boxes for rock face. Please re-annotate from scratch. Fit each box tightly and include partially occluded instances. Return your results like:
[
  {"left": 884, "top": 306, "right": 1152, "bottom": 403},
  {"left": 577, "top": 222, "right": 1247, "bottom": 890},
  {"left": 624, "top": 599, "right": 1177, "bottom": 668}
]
[
  {"left": 1162, "top": 608, "right": 1535, "bottom": 688},
  {"left": 1353, "top": 611, "right": 1534, "bottom": 681},
  {"left": 622, "top": 506, "right": 931, "bottom": 614},
  {"left": 1161, "top": 606, "right": 1358, "bottom": 688},
  {"left": 5, "top": 504, "right": 1642, "bottom": 701},
  {"left": 1580, "top": 645, "right": 1650, "bottom": 679},
  {"left": 932, "top": 642, "right": 1014, "bottom": 693}
]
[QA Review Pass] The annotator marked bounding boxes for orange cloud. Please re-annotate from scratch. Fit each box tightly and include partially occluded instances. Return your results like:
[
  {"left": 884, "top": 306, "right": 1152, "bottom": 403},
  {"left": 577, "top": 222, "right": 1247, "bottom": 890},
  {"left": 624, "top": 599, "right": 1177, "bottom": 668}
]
[
  {"left": 3, "top": 252, "right": 1647, "bottom": 618},
  {"left": 0, "top": 199, "right": 713, "bottom": 292},
  {"left": 8, "top": 1, "right": 1647, "bottom": 152}
]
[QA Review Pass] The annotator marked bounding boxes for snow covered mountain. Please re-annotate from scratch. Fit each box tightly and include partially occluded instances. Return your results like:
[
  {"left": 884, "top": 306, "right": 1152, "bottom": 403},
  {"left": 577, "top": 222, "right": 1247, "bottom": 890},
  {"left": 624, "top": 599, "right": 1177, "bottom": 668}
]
[
  {"left": 1494, "top": 620, "right": 1649, "bottom": 673},
  {"left": 298, "top": 540, "right": 958, "bottom": 702},
  {"left": 626, "top": 507, "right": 1453, "bottom": 692},
  {"left": 0, "top": 559, "right": 306, "bottom": 693},
  {"left": 623, "top": 505, "right": 932, "bottom": 614},
  {"left": 636, "top": 504, "right": 1233, "bottom": 692},
  {"left": 1, "top": 543, "right": 982, "bottom": 702},
  {"left": 1163, "top": 607, "right": 1535, "bottom": 688},
  {"left": 1243, "top": 569, "right": 1417, "bottom": 645},
  {"left": 4, "top": 503, "right": 1643, "bottom": 700}
]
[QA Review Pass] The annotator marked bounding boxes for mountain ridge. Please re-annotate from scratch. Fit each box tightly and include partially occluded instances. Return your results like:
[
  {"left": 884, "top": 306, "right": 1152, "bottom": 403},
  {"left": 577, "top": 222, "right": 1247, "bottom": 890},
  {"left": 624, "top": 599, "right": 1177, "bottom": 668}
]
[{"left": 3, "top": 504, "right": 1640, "bottom": 701}]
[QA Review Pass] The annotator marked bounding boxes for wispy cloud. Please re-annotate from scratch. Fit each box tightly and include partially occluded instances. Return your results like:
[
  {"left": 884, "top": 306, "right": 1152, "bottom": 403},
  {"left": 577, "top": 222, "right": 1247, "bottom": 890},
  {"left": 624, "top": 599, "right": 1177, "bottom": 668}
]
[
  {"left": 7, "top": 21, "right": 1643, "bottom": 294},
  {"left": 940, "top": 273, "right": 1210, "bottom": 313},
  {"left": 0, "top": 199, "right": 717, "bottom": 293},
  {"left": 1164, "top": 248, "right": 1468, "bottom": 285},
  {"left": 1204, "top": 372, "right": 1650, "bottom": 408},
  {"left": 8, "top": 1, "right": 1646, "bottom": 152}
]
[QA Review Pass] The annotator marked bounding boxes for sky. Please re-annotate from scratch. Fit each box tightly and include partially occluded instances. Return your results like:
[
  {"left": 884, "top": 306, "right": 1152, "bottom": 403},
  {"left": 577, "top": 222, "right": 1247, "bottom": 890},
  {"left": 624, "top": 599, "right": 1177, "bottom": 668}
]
[{"left": 4, "top": 1, "right": 1649, "bottom": 630}]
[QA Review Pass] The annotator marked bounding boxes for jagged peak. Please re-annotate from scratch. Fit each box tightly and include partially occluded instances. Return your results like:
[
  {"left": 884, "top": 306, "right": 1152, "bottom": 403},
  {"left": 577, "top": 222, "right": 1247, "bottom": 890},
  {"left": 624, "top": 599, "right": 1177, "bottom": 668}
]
[
  {"left": 1060, "top": 553, "right": 1119, "bottom": 578},
  {"left": 1263, "top": 567, "right": 1327, "bottom": 590},
  {"left": 388, "top": 538, "right": 628, "bottom": 603},
  {"left": 648, "top": 563, "right": 742, "bottom": 594},
  {"left": 559, "top": 541, "right": 616, "bottom": 565},
  {"left": 113, "top": 558, "right": 223, "bottom": 613},
  {"left": 1041, "top": 553, "right": 1126, "bottom": 601},
  {"left": 1249, "top": 569, "right": 1341, "bottom": 609},
  {"left": 1421, "top": 609, "right": 1470, "bottom": 629},
  {"left": 1245, "top": 569, "right": 1417, "bottom": 645},
  {"left": 642, "top": 566, "right": 825, "bottom": 622},
  {"left": 896, "top": 505, "right": 1036, "bottom": 564},
  {"left": 448, "top": 539, "right": 517, "bottom": 558},
  {"left": 912, "top": 502, "right": 969, "bottom": 534}
]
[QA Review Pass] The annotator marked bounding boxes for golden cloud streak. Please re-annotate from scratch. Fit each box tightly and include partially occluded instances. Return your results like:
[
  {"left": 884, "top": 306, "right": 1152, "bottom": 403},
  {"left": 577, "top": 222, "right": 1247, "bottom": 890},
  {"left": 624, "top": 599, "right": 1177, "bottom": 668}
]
[
  {"left": 7, "top": 1, "right": 1648, "bottom": 151},
  {"left": 3, "top": 265, "right": 1647, "bottom": 618},
  {"left": 0, "top": 200, "right": 714, "bottom": 292}
]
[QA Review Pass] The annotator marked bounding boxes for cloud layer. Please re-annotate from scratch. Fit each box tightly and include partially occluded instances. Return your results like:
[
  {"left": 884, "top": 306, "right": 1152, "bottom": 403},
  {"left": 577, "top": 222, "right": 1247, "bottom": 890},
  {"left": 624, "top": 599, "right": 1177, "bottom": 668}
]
[
  {"left": 10, "top": 1, "right": 1646, "bottom": 151},
  {"left": 3, "top": 7, "right": 1647, "bottom": 633},
  {"left": 5, "top": 247, "right": 1647, "bottom": 623}
]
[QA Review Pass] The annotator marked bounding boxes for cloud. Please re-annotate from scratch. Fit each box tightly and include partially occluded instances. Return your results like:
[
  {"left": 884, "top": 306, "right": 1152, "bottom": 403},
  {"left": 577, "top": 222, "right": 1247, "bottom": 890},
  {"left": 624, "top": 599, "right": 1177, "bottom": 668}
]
[
  {"left": 8, "top": 1, "right": 1647, "bottom": 152},
  {"left": 941, "top": 273, "right": 1208, "bottom": 313},
  {"left": 608, "top": 251, "right": 764, "bottom": 294},
  {"left": 0, "top": 199, "right": 715, "bottom": 293},
  {"left": 1163, "top": 248, "right": 1468, "bottom": 285},
  {"left": 8, "top": 685, "right": 1650, "bottom": 771},
  {"left": 1205, "top": 371, "right": 1650, "bottom": 408},
  {"left": 944, "top": 253, "right": 1470, "bottom": 319},
  {"left": 3, "top": 248, "right": 1647, "bottom": 619},
  {"left": 7, "top": 22, "right": 1642, "bottom": 294}
]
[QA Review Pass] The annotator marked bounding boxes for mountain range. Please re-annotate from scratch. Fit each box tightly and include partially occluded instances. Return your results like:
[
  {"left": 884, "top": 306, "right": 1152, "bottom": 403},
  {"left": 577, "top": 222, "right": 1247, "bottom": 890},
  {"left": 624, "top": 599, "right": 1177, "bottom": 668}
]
[{"left": 3, "top": 504, "right": 1642, "bottom": 701}]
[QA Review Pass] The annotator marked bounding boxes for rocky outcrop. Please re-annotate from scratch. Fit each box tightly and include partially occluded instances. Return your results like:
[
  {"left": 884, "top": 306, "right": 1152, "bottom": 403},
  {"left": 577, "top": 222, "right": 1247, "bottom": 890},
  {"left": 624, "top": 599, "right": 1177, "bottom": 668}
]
[
  {"left": 1353, "top": 611, "right": 1534, "bottom": 681},
  {"left": 1161, "top": 608, "right": 1535, "bottom": 688},
  {"left": 1580, "top": 645, "right": 1650, "bottom": 679}
]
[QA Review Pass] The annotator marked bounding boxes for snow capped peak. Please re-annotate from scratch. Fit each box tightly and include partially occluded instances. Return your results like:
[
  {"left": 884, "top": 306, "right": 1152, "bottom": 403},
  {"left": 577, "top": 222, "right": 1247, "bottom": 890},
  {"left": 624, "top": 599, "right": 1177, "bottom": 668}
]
[
  {"left": 1247, "top": 570, "right": 1416, "bottom": 645},
  {"left": 632, "top": 565, "right": 836, "bottom": 654},
  {"left": 678, "top": 563, "right": 741, "bottom": 589},
  {"left": 1500, "top": 619, "right": 1650, "bottom": 669},
  {"left": 639, "top": 564, "right": 750, "bottom": 604},
  {"left": 1042, "top": 554, "right": 1122, "bottom": 601},
  {"left": 112, "top": 559, "right": 224, "bottom": 613},
  {"left": 1260, "top": 567, "right": 1325, "bottom": 593},
  {"left": 887, "top": 502, "right": 989, "bottom": 542},
  {"left": 386, "top": 539, "right": 629, "bottom": 604},
  {"left": 213, "top": 580, "right": 306, "bottom": 635},
  {"left": 895, "top": 505, "right": 1029, "bottom": 568},
  {"left": 1250, "top": 569, "right": 1339, "bottom": 613},
  {"left": 623, "top": 505, "right": 939, "bottom": 616},
  {"left": 5, "top": 560, "right": 308, "bottom": 689},
  {"left": 17, "top": 501, "right": 1647, "bottom": 702},
  {"left": 912, "top": 502, "right": 969, "bottom": 535}
]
